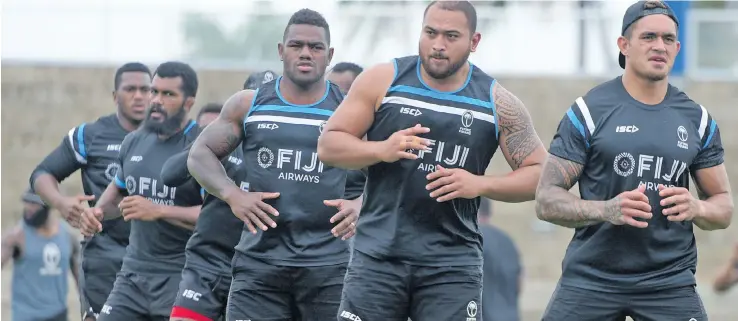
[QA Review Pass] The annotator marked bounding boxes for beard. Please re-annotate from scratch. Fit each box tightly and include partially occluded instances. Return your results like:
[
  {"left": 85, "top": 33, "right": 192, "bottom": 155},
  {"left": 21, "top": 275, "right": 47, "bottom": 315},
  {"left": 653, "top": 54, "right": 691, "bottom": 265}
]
[
  {"left": 143, "top": 103, "right": 187, "bottom": 136},
  {"left": 420, "top": 50, "right": 471, "bottom": 80}
]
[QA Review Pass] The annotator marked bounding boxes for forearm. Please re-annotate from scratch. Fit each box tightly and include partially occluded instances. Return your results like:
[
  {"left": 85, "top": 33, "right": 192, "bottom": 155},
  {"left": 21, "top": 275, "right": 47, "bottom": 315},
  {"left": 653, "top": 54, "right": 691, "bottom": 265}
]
[
  {"left": 535, "top": 186, "right": 612, "bottom": 228},
  {"left": 98, "top": 184, "right": 124, "bottom": 220},
  {"left": 694, "top": 193, "right": 733, "bottom": 230},
  {"left": 318, "top": 132, "right": 382, "bottom": 170},
  {"left": 713, "top": 261, "right": 738, "bottom": 292},
  {"left": 157, "top": 205, "right": 201, "bottom": 226},
  {"left": 32, "top": 174, "right": 67, "bottom": 208},
  {"left": 188, "top": 146, "right": 239, "bottom": 201},
  {"left": 478, "top": 164, "right": 542, "bottom": 202}
]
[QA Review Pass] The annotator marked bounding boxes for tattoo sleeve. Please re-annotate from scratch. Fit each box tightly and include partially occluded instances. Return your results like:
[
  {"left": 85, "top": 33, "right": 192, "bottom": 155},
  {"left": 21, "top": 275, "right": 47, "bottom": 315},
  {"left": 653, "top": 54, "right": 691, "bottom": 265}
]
[
  {"left": 535, "top": 154, "right": 620, "bottom": 228},
  {"left": 493, "top": 83, "right": 545, "bottom": 169},
  {"left": 188, "top": 91, "right": 250, "bottom": 201}
]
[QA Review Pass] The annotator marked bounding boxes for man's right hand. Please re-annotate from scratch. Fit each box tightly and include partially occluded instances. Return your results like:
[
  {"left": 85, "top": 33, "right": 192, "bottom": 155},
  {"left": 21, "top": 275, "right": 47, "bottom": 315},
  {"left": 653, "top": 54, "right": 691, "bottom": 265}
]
[
  {"left": 375, "top": 124, "right": 431, "bottom": 163},
  {"left": 605, "top": 184, "right": 653, "bottom": 228},
  {"left": 79, "top": 207, "right": 103, "bottom": 237},
  {"left": 54, "top": 195, "right": 96, "bottom": 228},
  {"left": 224, "top": 188, "right": 280, "bottom": 234}
]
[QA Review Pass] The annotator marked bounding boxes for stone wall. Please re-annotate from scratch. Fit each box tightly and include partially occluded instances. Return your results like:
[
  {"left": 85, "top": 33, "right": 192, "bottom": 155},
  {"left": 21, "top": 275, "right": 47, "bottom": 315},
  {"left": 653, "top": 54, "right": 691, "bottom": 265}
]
[{"left": 2, "top": 64, "right": 736, "bottom": 320}]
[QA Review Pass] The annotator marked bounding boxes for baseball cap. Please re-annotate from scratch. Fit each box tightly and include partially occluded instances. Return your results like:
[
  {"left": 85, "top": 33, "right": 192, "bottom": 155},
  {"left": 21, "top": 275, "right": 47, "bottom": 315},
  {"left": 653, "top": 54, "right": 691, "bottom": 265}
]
[
  {"left": 618, "top": 1, "right": 679, "bottom": 69},
  {"left": 22, "top": 188, "right": 46, "bottom": 206},
  {"left": 243, "top": 70, "right": 278, "bottom": 90}
]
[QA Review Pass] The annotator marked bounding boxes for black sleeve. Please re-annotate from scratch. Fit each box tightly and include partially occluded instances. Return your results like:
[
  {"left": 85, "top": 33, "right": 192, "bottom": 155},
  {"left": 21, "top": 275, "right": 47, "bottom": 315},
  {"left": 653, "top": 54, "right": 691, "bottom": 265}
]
[
  {"left": 113, "top": 132, "right": 136, "bottom": 192},
  {"left": 161, "top": 145, "right": 193, "bottom": 187},
  {"left": 343, "top": 169, "right": 366, "bottom": 200},
  {"left": 691, "top": 115, "right": 724, "bottom": 171},
  {"left": 29, "top": 124, "right": 90, "bottom": 190},
  {"left": 548, "top": 101, "right": 591, "bottom": 165}
]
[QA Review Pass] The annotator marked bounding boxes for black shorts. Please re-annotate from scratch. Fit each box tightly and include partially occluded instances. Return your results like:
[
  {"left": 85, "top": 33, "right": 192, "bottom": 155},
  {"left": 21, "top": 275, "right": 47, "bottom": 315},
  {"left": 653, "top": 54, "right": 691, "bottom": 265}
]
[
  {"left": 97, "top": 271, "right": 181, "bottom": 321},
  {"left": 171, "top": 266, "right": 231, "bottom": 321},
  {"left": 79, "top": 240, "right": 125, "bottom": 320},
  {"left": 542, "top": 283, "right": 708, "bottom": 321},
  {"left": 338, "top": 250, "right": 482, "bottom": 321},
  {"left": 225, "top": 253, "right": 347, "bottom": 321}
]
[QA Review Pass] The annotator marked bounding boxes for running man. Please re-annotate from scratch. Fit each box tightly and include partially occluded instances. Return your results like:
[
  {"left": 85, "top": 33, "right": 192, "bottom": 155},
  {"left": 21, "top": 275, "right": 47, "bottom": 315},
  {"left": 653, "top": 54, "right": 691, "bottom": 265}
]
[
  {"left": 317, "top": 1, "right": 547, "bottom": 320},
  {"left": 79, "top": 61, "right": 204, "bottom": 321},
  {"left": 2, "top": 190, "right": 80, "bottom": 321},
  {"left": 165, "top": 102, "right": 245, "bottom": 321},
  {"left": 29, "top": 62, "right": 152, "bottom": 321},
  {"left": 535, "top": 1, "right": 733, "bottom": 320},
  {"left": 327, "top": 62, "right": 363, "bottom": 95},
  {"left": 187, "top": 9, "right": 363, "bottom": 321}
]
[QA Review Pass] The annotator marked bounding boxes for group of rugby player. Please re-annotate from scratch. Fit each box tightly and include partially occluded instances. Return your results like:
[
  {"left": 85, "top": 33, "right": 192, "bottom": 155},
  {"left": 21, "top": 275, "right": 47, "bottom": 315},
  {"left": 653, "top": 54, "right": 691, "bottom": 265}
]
[{"left": 28, "top": 1, "right": 734, "bottom": 321}]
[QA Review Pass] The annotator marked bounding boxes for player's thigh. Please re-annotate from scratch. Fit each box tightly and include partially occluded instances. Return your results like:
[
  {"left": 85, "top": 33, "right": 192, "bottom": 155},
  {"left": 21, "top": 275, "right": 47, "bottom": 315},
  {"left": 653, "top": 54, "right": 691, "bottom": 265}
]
[
  {"left": 97, "top": 272, "right": 149, "bottom": 321},
  {"left": 408, "top": 265, "right": 482, "bottom": 321},
  {"left": 630, "top": 286, "right": 708, "bottom": 321},
  {"left": 225, "top": 254, "right": 293, "bottom": 321},
  {"left": 338, "top": 250, "right": 410, "bottom": 321},
  {"left": 171, "top": 267, "right": 229, "bottom": 321},
  {"left": 144, "top": 273, "right": 184, "bottom": 319},
  {"left": 81, "top": 255, "right": 122, "bottom": 319},
  {"left": 541, "top": 283, "right": 626, "bottom": 321},
  {"left": 293, "top": 263, "right": 346, "bottom": 321}
]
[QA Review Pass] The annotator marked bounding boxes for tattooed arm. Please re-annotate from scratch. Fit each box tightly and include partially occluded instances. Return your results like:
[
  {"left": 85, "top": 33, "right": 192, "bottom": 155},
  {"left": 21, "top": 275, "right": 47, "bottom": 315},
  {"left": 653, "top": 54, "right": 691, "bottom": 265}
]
[
  {"left": 535, "top": 155, "right": 617, "bottom": 227},
  {"left": 188, "top": 90, "right": 254, "bottom": 201},
  {"left": 476, "top": 82, "right": 547, "bottom": 202}
]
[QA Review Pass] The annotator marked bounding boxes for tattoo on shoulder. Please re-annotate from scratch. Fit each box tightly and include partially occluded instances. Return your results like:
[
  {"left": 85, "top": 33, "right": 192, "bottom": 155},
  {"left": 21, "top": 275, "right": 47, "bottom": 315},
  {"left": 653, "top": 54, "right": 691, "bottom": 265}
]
[
  {"left": 206, "top": 122, "right": 241, "bottom": 158},
  {"left": 541, "top": 155, "right": 584, "bottom": 190},
  {"left": 494, "top": 83, "right": 540, "bottom": 168}
]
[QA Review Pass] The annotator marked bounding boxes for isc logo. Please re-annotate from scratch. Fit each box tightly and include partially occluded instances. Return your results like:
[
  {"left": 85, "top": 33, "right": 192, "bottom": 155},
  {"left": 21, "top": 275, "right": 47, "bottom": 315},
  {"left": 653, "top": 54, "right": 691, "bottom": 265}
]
[
  {"left": 400, "top": 107, "right": 422, "bottom": 117},
  {"left": 257, "top": 123, "right": 279, "bottom": 130},
  {"left": 615, "top": 125, "right": 639, "bottom": 133},
  {"left": 182, "top": 289, "right": 202, "bottom": 301},
  {"left": 340, "top": 311, "right": 362, "bottom": 321}
]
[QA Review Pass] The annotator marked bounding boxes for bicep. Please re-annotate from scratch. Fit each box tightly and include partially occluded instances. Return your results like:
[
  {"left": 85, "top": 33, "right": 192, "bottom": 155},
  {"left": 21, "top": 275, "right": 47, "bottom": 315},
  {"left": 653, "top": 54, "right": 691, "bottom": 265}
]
[
  {"left": 323, "top": 63, "right": 394, "bottom": 138},
  {"left": 493, "top": 82, "right": 546, "bottom": 169},
  {"left": 693, "top": 164, "right": 731, "bottom": 198},
  {"left": 194, "top": 91, "right": 253, "bottom": 158},
  {"left": 539, "top": 154, "right": 585, "bottom": 191},
  {"left": 32, "top": 134, "right": 86, "bottom": 184}
]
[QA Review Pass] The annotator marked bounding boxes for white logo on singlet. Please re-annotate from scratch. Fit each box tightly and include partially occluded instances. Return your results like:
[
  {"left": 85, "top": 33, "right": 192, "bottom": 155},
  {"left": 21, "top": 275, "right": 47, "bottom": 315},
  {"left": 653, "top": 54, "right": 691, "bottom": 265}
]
[
  {"left": 677, "top": 125, "right": 689, "bottom": 149},
  {"left": 182, "top": 289, "right": 202, "bottom": 301},
  {"left": 228, "top": 156, "right": 243, "bottom": 165},
  {"left": 39, "top": 243, "right": 62, "bottom": 276},
  {"left": 262, "top": 72, "right": 275, "bottom": 83},
  {"left": 125, "top": 176, "right": 178, "bottom": 206},
  {"left": 107, "top": 144, "right": 121, "bottom": 152},
  {"left": 459, "top": 110, "right": 474, "bottom": 135},
  {"left": 615, "top": 125, "right": 639, "bottom": 133},
  {"left": 612, "top": 152, "right": 688, "bottom": 191},
  {"left": 400, "top": 107, "right": 422, "bottom": 117},
  {"left": 105, "top": 163, "right": 121, "bottom": 181},
  {"left": 339, "top": 310, "right": 362, "bottom": 321},
  {"left": 130, "top": 155, "right": 143, "bottom": 162},
  {"left": 255, "top": 147, "right": 325, "bottom": 184},
  {"left": 257, "top": 123, "right": 279, "bottom": 130},
  {"left": 466, "top": 300, "right": 478, "bottom": 320}
]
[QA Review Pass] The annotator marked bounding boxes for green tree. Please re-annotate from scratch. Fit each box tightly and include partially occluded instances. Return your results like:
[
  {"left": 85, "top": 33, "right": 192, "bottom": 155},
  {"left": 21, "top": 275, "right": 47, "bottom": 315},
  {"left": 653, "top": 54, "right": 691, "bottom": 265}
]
[{"left": 181, "top": 2, "right": 286, "bottom": 62}]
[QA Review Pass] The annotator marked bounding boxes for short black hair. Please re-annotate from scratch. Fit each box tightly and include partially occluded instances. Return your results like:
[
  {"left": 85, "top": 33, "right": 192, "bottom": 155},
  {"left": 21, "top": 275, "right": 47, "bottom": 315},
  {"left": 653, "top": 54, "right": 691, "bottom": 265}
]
[
  {"left": 114, "top": 62, "right": 151, "bottom": 90},
  {"left": 424, "top": 1, "right": 478, "bottom": 34},
  {"left": 331, "top": 62, "right": 363, "bottom": 78},
  {"left": 197, "top": 103, "right": 223, "bottom": 120},
  {"left": 153, "top": 61, "right": 199, "bottom": 97},
  {"left": 283, "top": 8, "right": 331, "bottom": 44}
]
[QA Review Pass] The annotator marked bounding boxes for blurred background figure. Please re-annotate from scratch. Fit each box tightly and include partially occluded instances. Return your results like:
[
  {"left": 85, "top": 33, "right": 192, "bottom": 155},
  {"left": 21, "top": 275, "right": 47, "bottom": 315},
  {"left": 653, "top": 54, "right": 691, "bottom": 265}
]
[
  {"left": 713, "top": 244, "right": 738, "bottom": 293},
  {"left": 479, "top": 198, "right": 523, "bottom": 321},
  {"left": 196, "top": 102, "right": 224, "bottom": 128},
  {"left": 1, "top": 189, "right": 80, "bottom": 321},
  {"left": 243, "top": 70, "right": 279, "bottom": 90},
  {"left": 327, "top": 62, "right": 363, "bottom": 95}
]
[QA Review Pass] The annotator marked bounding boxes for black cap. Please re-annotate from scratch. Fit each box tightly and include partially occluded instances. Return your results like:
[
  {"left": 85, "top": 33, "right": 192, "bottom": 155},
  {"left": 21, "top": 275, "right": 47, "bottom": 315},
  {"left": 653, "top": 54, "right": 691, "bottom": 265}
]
[
  {"left": 243, "top": 70, "right": 278, "bottom": 90},
  {"left": 618, "top": 1, "right": 679, "bottom": 69},
  {"left": 22, "top": 188, "right": 46, "bottom": 206}
]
